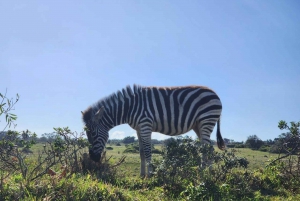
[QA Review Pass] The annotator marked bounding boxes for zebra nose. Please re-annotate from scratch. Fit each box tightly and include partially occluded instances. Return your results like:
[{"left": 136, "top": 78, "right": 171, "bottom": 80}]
[
  {"left": 89, "top": 149, "right": 101, "bottom": 162},
  {"left": 90, "top": 154, "right": 100, "bottom": 162}
]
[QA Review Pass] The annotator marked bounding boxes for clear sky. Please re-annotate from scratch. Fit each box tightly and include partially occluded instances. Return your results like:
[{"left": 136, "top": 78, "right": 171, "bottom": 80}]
[{"left": 1, "top": 1, "right": 299, "bottom": 142}]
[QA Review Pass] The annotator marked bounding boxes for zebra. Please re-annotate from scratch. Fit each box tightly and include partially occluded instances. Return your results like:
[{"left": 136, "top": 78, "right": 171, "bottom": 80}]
[{"left": 81, "top": 84, "right": 225, "bottom": 177}]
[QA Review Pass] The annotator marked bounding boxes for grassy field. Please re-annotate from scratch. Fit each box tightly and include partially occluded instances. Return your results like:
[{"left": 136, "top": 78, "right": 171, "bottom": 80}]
[
  {"left": 1, "top": 142, "right": 299, "bottom": 200},
  {"left": 104, "top": 144, "right": 278, "bottom": 175},
  {"left": 28, "top": 143, "right": 279, "bottom": 176}
]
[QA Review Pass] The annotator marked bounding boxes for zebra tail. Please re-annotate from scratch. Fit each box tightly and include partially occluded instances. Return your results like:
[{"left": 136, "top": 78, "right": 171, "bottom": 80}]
[{"left": 216, "top": 118, "right": 225, "bottom": 150}]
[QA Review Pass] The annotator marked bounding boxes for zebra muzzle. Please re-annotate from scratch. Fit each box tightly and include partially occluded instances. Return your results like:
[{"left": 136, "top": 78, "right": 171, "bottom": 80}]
[{"left": 89, "top": 149, "right": 101, "bottom": 162}]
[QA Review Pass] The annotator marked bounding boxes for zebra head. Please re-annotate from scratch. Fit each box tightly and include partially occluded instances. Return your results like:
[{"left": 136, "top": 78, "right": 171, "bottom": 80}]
[{"left": 82, "top": 106, "right": 109, "bottom": 162}]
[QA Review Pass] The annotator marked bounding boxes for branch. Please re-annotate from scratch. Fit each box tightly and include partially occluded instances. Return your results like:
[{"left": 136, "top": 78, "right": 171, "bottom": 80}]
[
  {"left": 111, "top": 156, "right": 126, "bottom": 168},
  {"left": 266, "top": 153, "right": 293, "bottom": 167}
]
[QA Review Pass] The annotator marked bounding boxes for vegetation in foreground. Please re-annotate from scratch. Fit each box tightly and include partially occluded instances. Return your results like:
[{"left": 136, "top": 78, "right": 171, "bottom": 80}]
[{"left": 1, "top": 91, "right": 300, "bottom": 200}]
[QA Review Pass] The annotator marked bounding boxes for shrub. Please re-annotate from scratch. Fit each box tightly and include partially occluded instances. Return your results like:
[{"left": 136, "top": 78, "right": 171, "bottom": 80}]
[
  {"left": 259, "top": 145, "right": 270, "bottom": 152},
  {"left": 123, "top": 142, "right": 161, "bottom": 154},
  {"left": 123, "top": 143, "right": 139, "bottom": 153},
  {"left": 266, "top": 120, "right": 300, "bottom": 194},
  {"left": 226, "top": 144, "right": 235, "bottom": 148},
  {"left": 81, "top": 151, "right": 126, "bottom": 182},
  {"left": 154, "top": 136, "right": 249, "bottom": 198},
  {"left": 234, "top": 144, "right": 245, "bottom": 148}
]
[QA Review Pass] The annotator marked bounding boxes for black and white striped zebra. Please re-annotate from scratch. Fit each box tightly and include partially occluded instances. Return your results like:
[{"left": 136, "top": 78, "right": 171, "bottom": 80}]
[{"left": 82, "top": 84, "right": 225, "bottom": 177}]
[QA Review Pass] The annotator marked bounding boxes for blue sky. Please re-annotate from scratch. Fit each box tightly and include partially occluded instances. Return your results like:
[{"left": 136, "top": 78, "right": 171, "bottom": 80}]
[{"left": 1, "top": 1, "right": 299, "bottom": 142}]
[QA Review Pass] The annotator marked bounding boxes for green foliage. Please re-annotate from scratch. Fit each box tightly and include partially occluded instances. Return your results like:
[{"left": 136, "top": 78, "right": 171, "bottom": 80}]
[
  {"left": 265, "top": 120, "right": 300, "bottom": 195},
  {"left": 0, "top": 130, "right": 37, "bottom": 183},
  {"left": 259, "top": 145, "right": 270, "bottom": 152},
  {"left": 123, "top": 142, "right": 140, "bottom": 153},
  {"left": 154, "top": 136, "right": 250, "bottom": 198},
  {"left": 0, "top": 90, "right": 19, "bottom": 130},
  {"left": 234, "top": 143, "right": 245, "bottom": 148},
  {"left": 226, "top": 144, "right": 235, "bottom": 148}
]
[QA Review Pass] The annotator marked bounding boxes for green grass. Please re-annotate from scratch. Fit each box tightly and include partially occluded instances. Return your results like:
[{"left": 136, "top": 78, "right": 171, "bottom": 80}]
[
  {"left": 27, "top": 143, "right": 279, "bottom": 175},
  {"left": 1, "top": 143, "right": 298, "bottom": 201}
]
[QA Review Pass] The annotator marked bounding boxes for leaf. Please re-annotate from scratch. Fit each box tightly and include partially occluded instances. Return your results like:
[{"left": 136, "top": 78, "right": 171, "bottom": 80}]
[{"left": 10, "top": 114, "right": 17, "bottom": 121}]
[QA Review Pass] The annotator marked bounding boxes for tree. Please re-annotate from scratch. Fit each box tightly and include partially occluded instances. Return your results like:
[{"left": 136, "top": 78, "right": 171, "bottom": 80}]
[
  {"left": 245, "top": 135, "right": 264, "bottom": 150},
  {"left": 224, "top": 138, "right": 234, "bottom": 144},
  {"left": 269, "top": 121, "right": 300, "bottom": 154},
  {"left": 122, "top": 136, "right": 135, "bottom": 144}
]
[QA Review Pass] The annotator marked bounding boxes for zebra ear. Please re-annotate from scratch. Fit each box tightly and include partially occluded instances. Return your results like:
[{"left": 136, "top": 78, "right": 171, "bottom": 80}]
[
  {"left": 94, "top": 106, "right": 105, "bottom": 122},
  {"left": 81, "top": 111, "right": 84, "bottom": 115}
]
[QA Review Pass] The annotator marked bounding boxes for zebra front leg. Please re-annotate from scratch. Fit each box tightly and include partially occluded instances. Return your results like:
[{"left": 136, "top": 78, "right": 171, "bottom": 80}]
[
  {"left": 140, "top": 131, "right": 153, "bottom": 177},
  {"left": 137, "top": 130, "right": 146, "bottom": 177}
]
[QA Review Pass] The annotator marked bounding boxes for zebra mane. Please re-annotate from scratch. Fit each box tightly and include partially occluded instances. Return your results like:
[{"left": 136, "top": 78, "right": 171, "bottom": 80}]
[{"left": 82, "top": 84, "right": 141, "bottom": 123}]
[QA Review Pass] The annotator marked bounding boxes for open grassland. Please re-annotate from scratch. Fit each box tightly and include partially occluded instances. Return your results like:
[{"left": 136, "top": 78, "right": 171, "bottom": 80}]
[
  {"left": 104, "top": 144, "right": 278, "bottom": 176},
  {"left": 1, "top": 143, "right": 299, "bottom": 201},
  {"left": 27, "top": 144, "right": 281, "bottom": 177}
]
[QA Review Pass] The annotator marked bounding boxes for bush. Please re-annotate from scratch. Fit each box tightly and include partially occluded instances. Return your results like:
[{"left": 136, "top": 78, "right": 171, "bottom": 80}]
[
  {"left": 81, "top": 151, "right": 126, "bottom": 182},
  {"left": 266, "top": 120, "right": 300, "bottom": 194},
  {"left": 226, "top": 144, "right": 235, "bottom": 148},
  {"left": 234, "top": 144, "right": 245, "bottom": 148},
  {"left": 154, "top": 136, "right": 249, "bottom": 198},
  {"left": 123, "top": 142, "right": 162, "bottom": 154},
  {"left": 123, "top": 143, "right": 139, "bottom": 153},
  {"left": 259, "top": 145, "right": 270, "bottom": 152}
]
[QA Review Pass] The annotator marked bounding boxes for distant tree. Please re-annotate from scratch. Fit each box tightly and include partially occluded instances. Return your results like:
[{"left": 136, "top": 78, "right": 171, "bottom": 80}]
[
  {"left": 151, "top": 139, "right": 161, "bottom": 144},
  {"left": 37, "top": 136, "right": 48, "bottom": 143},
  {"left": 270, "top": 130, "right": 300, "bottom": 154},
  {"left": 264, "top": 139, "right": 274, "bottom": 146},
  {"left": 245, "top": 135, "right": 264, "bottom": 150},
  {"left": 224, "top": 138, "right": 230, "bottom": 144},
  {"left": 109, "top": 139, "right": 122, "bottom": 145},
  {"left": 122, "top": 136, "right": 135, "bottom": 144}
]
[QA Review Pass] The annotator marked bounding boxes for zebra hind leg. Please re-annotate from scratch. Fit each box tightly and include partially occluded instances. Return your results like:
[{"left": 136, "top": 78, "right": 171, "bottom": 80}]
[
  {"left": 201, "top": 142, "right": 214, "bottom": 170},
  {"left": 193, "top": 126, "right": 214, "bottom": 170}
]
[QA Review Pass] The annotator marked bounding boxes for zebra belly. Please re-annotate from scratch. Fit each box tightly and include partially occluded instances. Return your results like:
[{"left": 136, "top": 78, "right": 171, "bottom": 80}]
[{"left": 151, "top": 121, "right": 194, "bottom": 136}]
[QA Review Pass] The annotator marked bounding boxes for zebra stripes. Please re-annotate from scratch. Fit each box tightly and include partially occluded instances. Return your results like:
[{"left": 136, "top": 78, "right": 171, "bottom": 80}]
[{"left": 82, "top": 84, "right": 225, "bottom": 176}]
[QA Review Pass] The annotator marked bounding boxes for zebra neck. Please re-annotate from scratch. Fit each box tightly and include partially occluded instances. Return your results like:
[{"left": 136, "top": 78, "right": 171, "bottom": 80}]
[
  {"left": 100, "top": 85, "right": 138, "bottom": 129},
  {"left": 104, "top": 97, "right": 133, "bottom": 128}
]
